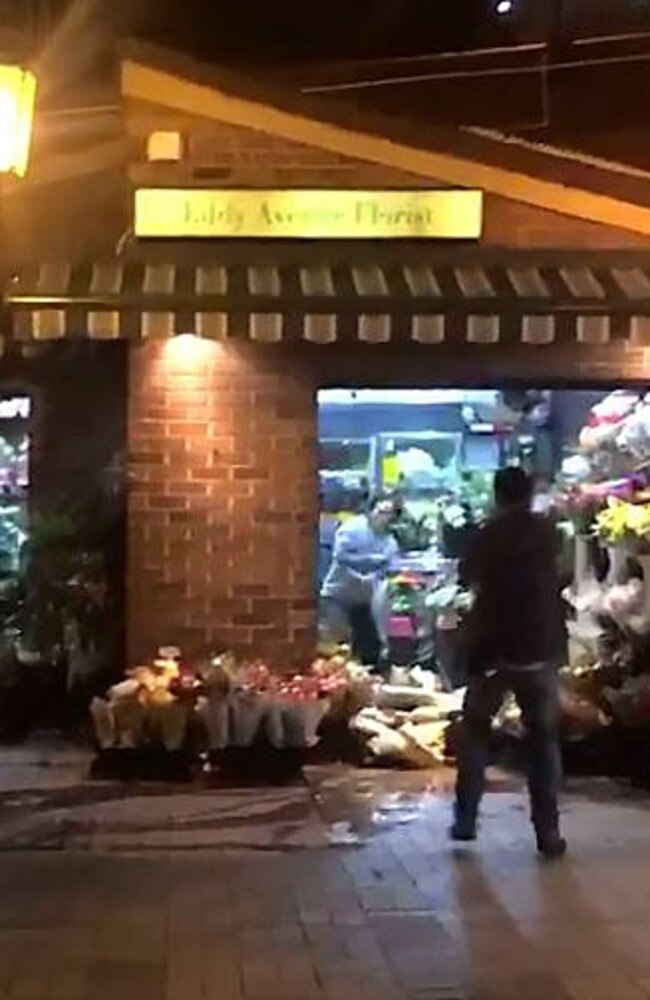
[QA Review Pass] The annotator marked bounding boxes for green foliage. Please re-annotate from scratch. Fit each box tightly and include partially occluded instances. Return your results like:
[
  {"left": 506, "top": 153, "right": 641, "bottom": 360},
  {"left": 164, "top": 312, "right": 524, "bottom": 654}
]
[
  {"left": 390, "top": 511, "right": 433, "bottom": 553},
  {"left": 14, "top": 510, "right": 108, "bottom": 662}
]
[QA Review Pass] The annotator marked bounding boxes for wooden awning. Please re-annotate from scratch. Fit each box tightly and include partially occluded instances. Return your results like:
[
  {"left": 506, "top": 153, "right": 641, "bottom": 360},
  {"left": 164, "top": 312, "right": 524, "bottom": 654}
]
[{"left": 5, "top": 253, "right": 650, "bottom": 346}]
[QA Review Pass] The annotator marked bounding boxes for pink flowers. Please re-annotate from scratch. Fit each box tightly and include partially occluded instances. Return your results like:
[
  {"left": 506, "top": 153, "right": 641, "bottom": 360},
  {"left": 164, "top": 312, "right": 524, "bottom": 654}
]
[{"left": 235, "top": 657, "right": 348, "bottom": 700}]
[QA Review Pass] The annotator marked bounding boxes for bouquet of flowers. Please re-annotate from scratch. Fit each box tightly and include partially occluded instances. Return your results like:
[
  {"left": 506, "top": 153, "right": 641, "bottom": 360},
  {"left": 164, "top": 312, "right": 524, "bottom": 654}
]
[
  {"left": 578, "top": 390, "right": 640, "bottom": 452},
  {"left": 594, "top": 498, "right": 650, "bottom": 553},
  {"left": 200, "top": 649, "right": 363, "bottom": 749},
  {"left": 616, "top": 395, "right": 650, "bottom": 462},
  {"left": 90, "top": 648, "right": 201, "bottom": 751},
  {"left": 272, "top": 675, "right": 331, "bottom": 748}
]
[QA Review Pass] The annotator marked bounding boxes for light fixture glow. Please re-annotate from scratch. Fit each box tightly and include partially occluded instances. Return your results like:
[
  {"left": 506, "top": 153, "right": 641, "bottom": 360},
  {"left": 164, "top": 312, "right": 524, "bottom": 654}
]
[
  {"left": 495, "top": 0, "right": 514, "bottom": 12},
  {"left": 0, "top": 64, "right": 37, "bottom": 177},
  {"left": 162, "top": 333, "right": 219, "bottom": 368}
]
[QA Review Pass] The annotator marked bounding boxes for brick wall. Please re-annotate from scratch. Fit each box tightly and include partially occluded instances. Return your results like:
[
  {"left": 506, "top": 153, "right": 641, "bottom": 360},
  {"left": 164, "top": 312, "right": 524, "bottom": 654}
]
[
  {"left": 127, "top": 100, "right": 434, "bottom": 190},
  {"left": 483, "top": 196, "right": 650, "bottom": 250},
  {"left": 127, "top": 339, "right": 318, "bottom": 665}
]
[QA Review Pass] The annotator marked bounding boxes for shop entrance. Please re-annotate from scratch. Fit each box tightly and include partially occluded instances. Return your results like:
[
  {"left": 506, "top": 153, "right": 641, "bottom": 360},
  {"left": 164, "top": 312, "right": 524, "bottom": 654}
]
[{"left": 317, "top": 386, "right": 642, "bottom": 682}]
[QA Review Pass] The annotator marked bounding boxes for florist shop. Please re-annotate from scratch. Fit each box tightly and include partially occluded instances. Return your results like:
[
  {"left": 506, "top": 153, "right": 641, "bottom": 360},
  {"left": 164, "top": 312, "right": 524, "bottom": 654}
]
[{"left": 4, "top": 44, "right": 650, "bottom": 763}]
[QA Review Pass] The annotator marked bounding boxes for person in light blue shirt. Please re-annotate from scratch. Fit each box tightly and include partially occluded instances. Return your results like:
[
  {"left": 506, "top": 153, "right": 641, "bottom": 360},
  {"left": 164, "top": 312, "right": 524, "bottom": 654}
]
[{"left": 321, "top": 496, "right": 399, "bottom": 666}]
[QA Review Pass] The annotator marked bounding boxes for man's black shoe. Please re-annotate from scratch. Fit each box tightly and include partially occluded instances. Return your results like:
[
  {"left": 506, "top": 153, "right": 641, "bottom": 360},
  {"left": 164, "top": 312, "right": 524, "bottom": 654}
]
[
  {"left": 536, "top": 830, "right": 567, "bottom": 859},
  {"left": 449, "top": 822, "right": 477, "bottom": 843}
]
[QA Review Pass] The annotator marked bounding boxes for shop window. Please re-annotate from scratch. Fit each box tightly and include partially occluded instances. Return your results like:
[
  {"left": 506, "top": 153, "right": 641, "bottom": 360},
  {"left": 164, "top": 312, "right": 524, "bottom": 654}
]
[
  {"left": 0, "top": 395, "right": 30, "bottom": 583},
  {"left": 316, "top": 386, "right": 625, "bottom": 672}
]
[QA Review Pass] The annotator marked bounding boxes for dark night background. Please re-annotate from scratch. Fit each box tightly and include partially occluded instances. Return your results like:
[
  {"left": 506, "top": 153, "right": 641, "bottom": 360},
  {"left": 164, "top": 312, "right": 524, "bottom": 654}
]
[
  {"left": 1, "top": 0, "right": 649, "bottom": 66},
  {"left": 132, "top": 0, "right": 490, "bottom": 60}
]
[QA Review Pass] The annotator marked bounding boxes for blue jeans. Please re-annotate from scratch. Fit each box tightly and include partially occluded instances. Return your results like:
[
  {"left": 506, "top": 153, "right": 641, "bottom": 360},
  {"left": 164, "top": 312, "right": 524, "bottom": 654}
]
[{"left": 455, "top": 665, "right": 563, "bottom": 834}]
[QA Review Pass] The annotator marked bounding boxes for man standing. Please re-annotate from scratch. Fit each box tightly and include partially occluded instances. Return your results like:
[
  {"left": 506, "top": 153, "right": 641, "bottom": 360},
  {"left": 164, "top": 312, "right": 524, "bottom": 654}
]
[
  {"left": 452, "top": 467, "right": 567, "bottom": 858},
  {"left": 321, "top": 495, "right": 398, "bottom": 667}
]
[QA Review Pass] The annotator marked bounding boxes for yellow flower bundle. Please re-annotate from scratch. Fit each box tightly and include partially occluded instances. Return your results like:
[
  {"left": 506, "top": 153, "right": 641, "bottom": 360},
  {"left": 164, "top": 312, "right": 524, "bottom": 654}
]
[{"left": 595, "top": 498, "right": 650, "bottom": 547}]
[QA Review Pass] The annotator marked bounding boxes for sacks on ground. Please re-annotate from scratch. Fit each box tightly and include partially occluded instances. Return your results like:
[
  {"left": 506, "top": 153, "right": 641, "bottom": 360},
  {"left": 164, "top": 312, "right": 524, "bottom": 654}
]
[
  {"left": 352, "top": 706, "right": 446, "bottom": 768},
  {"left": 559, "top": 688, "right": 610, "bottom": 739},
  {"left": 374, "top": 684, "right": 437, "bottom": 710},
  {"left": 603, "top": 677, "right": 650, "bottom": 729},
  {"left": 400, "top": 720, "right": 448, "bottom": 763}
]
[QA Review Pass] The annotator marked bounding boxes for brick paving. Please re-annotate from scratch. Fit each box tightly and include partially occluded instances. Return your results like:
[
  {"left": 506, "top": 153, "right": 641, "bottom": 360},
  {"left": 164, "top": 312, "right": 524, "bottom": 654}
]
[{"left": 0, "top": 748, "right": 649, "bottom": 998}]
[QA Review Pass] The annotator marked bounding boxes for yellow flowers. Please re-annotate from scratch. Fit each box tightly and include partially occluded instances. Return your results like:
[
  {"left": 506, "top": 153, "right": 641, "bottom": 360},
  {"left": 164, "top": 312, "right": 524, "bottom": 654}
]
[
  {"left": 626, "top": 503, "right": 650, "bottom": 538},
  {"left": 595, "top": 498, "right": 650, "bottom": 547},
  {"left": 595, "top": 500, "right": 631, "bottom": 544}
]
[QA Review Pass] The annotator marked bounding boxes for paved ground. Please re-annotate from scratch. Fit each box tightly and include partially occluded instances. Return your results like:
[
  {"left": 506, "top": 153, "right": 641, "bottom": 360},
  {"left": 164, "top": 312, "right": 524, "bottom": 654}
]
[{"left": 0, "top": 743, "right": 650, "bottom": 999}]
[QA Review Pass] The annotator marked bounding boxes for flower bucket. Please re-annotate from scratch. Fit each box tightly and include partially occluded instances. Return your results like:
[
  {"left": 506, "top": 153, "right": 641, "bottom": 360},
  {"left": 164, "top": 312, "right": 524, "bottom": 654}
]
[
  {"left": 574, "top": 534, "right": 596, "bottom": 592},
  {"left": 606, "top": 544, "right": 628, "bottom": 587},
  {"left": 198, "top": 694, "right": 231, "bottom": 750},
  {"left": 230, "top": 692, "right": 266, "bottom": 747},
  {"left": 281, "top": 699, "right": 329, "bottom": 748}
]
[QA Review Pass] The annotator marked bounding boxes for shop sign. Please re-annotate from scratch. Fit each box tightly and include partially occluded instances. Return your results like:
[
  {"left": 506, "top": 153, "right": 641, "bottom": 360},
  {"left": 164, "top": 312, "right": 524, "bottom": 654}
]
[
  {"left": 0, "top": 398, "right": 30, "bottom": 420},
  {"left": 134, "top": 188, "right": 483, "bottom": 240}
]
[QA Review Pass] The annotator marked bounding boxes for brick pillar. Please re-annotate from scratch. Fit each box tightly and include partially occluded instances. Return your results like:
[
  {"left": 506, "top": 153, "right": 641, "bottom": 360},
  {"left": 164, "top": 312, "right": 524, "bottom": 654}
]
[{"left": 127, "top": 339, "right": 318, "bottom": 666}]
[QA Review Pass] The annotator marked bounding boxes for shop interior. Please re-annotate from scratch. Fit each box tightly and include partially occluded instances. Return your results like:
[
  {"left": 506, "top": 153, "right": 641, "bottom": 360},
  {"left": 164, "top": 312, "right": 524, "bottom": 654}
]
[
  {"left": 318, "top": 386, "right": 599, "bottom": 580},
  {"left": 317, "top": 386, "right": 650, "bottom": 687}
]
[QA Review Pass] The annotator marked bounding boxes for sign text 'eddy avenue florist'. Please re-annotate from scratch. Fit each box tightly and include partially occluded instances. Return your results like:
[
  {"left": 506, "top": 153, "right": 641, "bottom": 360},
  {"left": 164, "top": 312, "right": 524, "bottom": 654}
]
[{"left": 134, "top": 188, "right": 483, "bottom": 240}]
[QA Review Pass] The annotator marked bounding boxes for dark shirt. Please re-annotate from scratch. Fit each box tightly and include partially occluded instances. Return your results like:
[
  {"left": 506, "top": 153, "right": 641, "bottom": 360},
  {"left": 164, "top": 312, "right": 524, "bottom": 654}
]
[{"left": 461, "top": 506, "right": 566, "bottom": 671}]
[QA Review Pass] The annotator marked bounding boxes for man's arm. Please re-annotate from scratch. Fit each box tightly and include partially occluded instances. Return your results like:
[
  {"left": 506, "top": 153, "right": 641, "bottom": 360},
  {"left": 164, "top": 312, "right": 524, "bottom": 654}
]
[{"left": 333, "top": 523, "right": 388, "bottom": 573}]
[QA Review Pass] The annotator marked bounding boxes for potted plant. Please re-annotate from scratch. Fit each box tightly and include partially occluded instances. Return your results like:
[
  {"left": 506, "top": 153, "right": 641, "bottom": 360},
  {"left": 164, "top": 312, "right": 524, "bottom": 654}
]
[{"left": 9, "top": 511, "right": 111, "bottom": 730}]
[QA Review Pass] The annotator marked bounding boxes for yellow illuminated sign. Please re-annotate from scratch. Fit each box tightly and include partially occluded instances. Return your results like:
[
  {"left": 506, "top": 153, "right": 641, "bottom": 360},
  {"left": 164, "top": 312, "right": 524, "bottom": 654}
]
[{"left": 134, "top": 188, "right": 483, "bottom": 240}]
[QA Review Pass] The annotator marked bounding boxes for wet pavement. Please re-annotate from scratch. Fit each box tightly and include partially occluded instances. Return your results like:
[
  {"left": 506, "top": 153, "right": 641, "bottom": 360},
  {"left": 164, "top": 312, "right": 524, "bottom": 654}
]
[{"left": 0, "top": 743, "right": 650, "bottom": 998}]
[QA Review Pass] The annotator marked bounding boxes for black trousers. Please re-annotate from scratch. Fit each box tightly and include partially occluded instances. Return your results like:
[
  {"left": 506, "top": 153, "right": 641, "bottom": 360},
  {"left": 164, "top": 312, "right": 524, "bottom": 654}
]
[
  {"left": 455, "top": 665, "right": 563, "bottom": 835},
  {"left": 347, "top": 604, "right": 381, "bottom": 667}
]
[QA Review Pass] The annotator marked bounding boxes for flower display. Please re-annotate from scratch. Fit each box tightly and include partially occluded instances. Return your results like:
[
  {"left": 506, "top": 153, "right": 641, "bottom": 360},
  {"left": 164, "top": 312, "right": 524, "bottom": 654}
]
[
  {"left": 578, "top": 390, "right": 639, "bottom": 452},
  {"left": 90, "top": 651, "right": 198, "bottom": 751},
  {"left": 385, "top": 572, "right": 426, "bottom": 614},
  {"left": 594, "top": 498, "right": 650, "bottom": 551},
  {"left": 92, "top": 647, "right": 370, "bottom": 753},
  {"left": 615, "top": 393, "right": 650, "bottom": 462},
  {"left": 552, "top": 484, "right": 601, "bottom": 535}
]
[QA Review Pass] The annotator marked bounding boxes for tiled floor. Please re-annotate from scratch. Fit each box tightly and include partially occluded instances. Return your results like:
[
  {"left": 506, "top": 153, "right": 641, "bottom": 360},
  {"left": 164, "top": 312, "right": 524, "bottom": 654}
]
[{"left": 0, "top": 746, "right": 649, "bottom": 999}]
